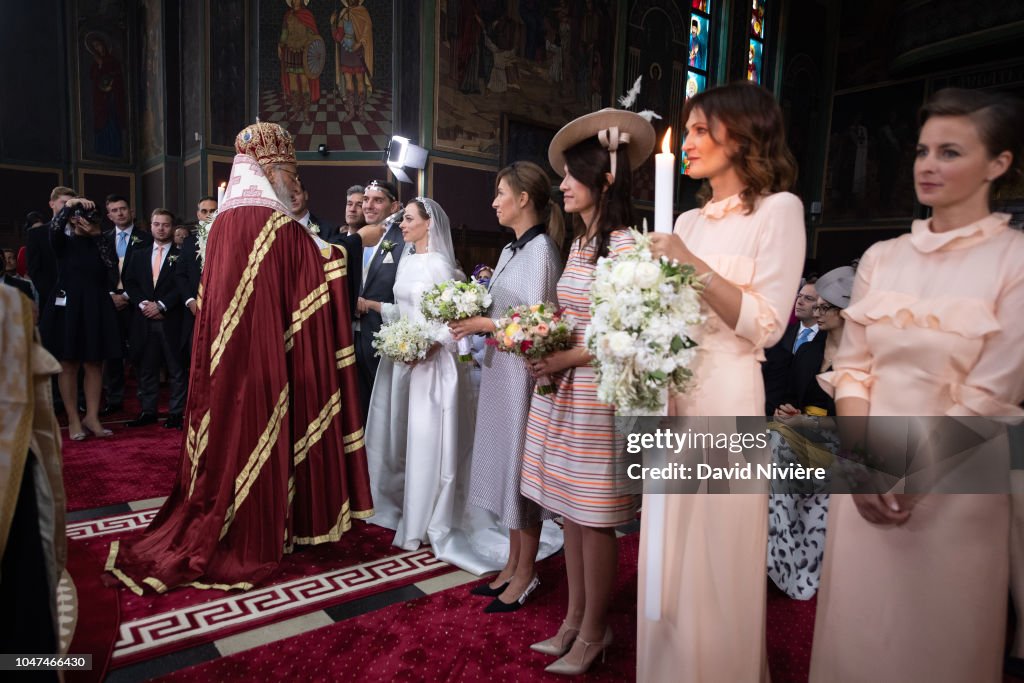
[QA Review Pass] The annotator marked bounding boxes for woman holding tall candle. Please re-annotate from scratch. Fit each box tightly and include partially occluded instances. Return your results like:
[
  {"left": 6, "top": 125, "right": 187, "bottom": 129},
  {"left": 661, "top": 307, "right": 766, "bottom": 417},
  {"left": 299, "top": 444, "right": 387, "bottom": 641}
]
[{"left": 640, "top": 82, "right": 805, "bottom": 680}]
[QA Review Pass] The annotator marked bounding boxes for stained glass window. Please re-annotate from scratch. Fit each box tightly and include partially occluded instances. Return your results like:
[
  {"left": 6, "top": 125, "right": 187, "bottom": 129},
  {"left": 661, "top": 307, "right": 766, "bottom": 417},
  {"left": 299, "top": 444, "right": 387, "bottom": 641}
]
[
  {"left": 687, "top": 0, "right": 712, "bottom": 100},
  {"left": 747, "top": 0, "right": 766, "bottom": 84}
]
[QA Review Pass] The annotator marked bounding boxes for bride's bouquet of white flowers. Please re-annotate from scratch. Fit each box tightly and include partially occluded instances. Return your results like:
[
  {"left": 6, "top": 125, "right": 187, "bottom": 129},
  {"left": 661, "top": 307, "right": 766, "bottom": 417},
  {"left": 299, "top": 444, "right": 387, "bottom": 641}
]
[
  {"left": 420, "top": 279, "right": 492, "bottom": 361},
  {"left": 372, "top": 317, "right": 436, "bottom": 364},
  {"left": 586, "top": 229, "right": 705, "bottom": 415}
]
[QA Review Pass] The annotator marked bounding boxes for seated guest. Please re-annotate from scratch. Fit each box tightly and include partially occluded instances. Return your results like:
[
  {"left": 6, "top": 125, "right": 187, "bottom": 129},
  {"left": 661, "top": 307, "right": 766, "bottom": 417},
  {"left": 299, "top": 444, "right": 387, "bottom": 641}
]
[
  {"left": 762, "top": 276, "right": 818, "bottom": 415},
  {"left": 122, "top": 209, "right": 186, "bottom": 429},
  {"left": 768, "top": 265, "right": 853, "bottom": 600},
  {"left": 38, "top": 197, "right": 120, "bottom": 440}
]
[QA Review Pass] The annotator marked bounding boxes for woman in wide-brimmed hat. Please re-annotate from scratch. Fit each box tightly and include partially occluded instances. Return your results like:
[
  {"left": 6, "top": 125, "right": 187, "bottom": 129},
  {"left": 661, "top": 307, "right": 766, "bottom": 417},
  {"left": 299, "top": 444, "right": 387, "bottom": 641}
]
[{"left": 518, "top": 107, "right": 654, "bottom": 676}]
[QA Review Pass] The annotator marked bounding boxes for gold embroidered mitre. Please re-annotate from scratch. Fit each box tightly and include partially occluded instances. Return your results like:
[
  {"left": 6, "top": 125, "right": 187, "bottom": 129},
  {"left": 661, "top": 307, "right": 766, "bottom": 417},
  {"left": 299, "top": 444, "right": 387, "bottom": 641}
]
[{"left": 235, "top": 121, "right": 296, "bottom": 166}]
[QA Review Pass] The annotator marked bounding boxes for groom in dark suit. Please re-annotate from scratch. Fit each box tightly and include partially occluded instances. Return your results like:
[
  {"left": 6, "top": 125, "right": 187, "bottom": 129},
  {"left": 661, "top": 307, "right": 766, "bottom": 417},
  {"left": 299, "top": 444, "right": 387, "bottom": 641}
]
[
  {"left": 122, "top": 209, "right": 187, "bottom": 429},
  {"left": 352, "top": 180, "right": 404, "bottom": 419}
]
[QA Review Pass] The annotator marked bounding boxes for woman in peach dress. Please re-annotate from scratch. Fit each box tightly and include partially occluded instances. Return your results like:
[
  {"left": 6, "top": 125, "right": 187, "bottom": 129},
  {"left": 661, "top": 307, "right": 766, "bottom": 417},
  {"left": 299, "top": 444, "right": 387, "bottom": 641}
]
[
  {"left": 641, "top": 83, "right": 805, "bottom": 680},
  {"left": 809, "top": 89, "right": 1024, "bottom": 682}
]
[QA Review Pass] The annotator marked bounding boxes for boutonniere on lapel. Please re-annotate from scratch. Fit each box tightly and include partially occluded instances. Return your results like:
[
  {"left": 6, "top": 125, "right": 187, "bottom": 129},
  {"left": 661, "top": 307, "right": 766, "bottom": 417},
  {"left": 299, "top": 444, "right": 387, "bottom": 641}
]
[
  {"left": 380, "top": 240, "right": 397, "bottom": 264},
  {"left": 167, "top": 255, "right": 179, "bottom": 265},
  {"left": 130, "top": 235, "right": 143, "bottom": 246},
  {"left": 307, "top": 221, "right": 321, "bottom": 235}
]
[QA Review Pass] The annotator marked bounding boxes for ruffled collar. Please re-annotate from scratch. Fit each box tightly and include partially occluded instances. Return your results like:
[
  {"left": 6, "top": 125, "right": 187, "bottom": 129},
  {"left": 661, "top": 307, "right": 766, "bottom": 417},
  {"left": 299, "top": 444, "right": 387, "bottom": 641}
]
[
  {"left": 699, "top": 194, "right": 744, "bottom": 220},
  {"left": 909, "top": 212, "right": 1010, "bottom": 253}
]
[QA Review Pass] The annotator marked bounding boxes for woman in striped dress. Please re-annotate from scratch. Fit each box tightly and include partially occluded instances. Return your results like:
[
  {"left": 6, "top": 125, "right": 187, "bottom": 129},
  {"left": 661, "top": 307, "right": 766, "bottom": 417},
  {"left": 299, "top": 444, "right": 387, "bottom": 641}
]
[
  {"left": 449, "top": 161, "right": 566, "bottom": 612},
  {"left": 519, "top": 109, "right": 654, "bottom": 676}
]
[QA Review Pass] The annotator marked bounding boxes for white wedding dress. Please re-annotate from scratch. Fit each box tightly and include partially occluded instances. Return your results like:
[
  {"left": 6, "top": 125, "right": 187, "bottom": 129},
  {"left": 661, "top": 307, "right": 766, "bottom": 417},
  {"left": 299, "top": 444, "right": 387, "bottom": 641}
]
[{"left": 364, "top": 251, "right": 502, "bottom": 574}]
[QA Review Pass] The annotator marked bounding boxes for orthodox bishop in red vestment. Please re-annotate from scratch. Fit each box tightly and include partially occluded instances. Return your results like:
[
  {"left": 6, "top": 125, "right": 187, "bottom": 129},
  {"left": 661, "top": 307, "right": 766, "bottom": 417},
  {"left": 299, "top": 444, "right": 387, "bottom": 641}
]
[{"left": 107, "top": 121, "right": 373, "bottom": 593}]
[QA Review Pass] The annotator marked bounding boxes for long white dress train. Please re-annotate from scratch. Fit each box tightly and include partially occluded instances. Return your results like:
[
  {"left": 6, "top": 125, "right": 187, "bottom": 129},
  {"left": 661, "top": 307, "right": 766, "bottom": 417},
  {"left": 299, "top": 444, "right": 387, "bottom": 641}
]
[{"left": 366, "top": 251, "right": 542, "bottom": 574}]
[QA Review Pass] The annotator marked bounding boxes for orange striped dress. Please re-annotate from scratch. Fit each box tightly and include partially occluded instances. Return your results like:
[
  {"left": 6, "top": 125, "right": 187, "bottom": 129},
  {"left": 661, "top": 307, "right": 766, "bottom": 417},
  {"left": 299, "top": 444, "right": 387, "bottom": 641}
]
[{"left": 520, "top": 229, "right": 640, "bottom": 527}]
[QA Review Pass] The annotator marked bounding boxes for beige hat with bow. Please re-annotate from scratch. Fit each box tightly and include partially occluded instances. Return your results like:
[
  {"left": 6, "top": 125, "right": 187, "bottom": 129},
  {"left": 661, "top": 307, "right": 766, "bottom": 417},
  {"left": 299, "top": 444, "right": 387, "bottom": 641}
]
[{"left": 548, "top": 108, "right": 657, "bottom": 181}]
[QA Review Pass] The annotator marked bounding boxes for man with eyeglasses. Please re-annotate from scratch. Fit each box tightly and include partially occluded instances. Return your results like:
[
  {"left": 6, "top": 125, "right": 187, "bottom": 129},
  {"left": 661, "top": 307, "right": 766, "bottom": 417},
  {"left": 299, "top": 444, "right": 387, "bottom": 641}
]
[{"left": 762, "top": 277, "right": 819, "bottom": 416}]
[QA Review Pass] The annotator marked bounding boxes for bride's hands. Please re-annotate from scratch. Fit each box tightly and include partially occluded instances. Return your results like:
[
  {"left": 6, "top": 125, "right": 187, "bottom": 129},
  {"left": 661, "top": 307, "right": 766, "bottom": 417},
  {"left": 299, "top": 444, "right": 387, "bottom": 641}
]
[
  {"left": 448, "top": 316, "right": 495, "bottom": 341},
  {"left": 648, "top": 233, "right": 697, "bottom": 266},
  {"left": 405, "top": 341, "right": 441, "bottom": 367}
]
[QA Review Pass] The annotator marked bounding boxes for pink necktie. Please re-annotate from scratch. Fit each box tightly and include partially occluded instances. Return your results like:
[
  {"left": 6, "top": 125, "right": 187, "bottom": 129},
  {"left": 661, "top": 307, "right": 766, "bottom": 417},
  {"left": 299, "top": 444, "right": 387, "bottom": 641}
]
[{"left": 152, "top": 245, "right": 164, "bottom": 284}]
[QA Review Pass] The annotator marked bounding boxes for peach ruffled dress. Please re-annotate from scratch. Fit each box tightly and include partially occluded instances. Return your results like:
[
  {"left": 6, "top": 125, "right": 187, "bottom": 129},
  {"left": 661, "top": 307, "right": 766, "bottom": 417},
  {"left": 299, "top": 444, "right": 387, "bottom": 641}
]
[
  {"left": 637, "top": 192, "right": 806, "bottom": 681},
  {"left": 810, "top": 213, "right": 1024, "bottom": 682}
]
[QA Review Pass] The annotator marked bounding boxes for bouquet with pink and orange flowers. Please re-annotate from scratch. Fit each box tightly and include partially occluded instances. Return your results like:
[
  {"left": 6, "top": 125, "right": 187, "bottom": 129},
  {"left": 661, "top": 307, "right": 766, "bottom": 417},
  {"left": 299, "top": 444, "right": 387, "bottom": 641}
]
[{"left": 487, "top": 303, "right": 575, "bottom": 395}]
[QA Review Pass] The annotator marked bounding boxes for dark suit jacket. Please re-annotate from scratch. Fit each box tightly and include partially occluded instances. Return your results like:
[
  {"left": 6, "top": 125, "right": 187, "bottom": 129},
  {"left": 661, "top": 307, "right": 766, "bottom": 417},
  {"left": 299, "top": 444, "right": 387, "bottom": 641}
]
[
  {"left": 175, "top": 234, "right": 203, "bottom": 354},
  {"left": 26, "top": 224, "right": 58, "bottom": 306},
  {"left": 358, "top": 222, "right": 405, "bottom": 334},
  {"left": 783, "top": 331, "right": 834, "bottom": 414},
  {"left": 103, "top": 226, "right": 153, "bottom": 293},
  {"left": 308, "top": 212, "right": 338, "bottom": 242},
  {"left": 122, "top": 244, "right": 183, "bottom": 362},
  {"left": 762, "top": 322, "right": 801, "bottom": 416}
]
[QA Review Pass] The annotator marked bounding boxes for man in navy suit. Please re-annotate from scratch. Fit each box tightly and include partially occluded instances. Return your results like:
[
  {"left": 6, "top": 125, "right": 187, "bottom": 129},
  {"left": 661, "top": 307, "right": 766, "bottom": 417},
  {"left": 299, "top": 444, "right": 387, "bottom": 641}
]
[
  {"left": 762, "top": 277, "right": 819, "bottom": 416},
  {"left": 353, "top": 179, "right": 403, "bottom": 419},
  {"left": 122, "top": 209, "right": 186, "bottom": 429},
  {"left": 103, "top": 194, "right": 152, "bottom": 414}
]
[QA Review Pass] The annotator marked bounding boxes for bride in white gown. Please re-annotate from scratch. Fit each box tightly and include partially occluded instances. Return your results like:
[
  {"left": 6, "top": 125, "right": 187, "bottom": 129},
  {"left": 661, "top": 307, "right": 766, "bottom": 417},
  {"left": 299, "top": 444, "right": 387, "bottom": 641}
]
[{"left": 363, "top": 197, "right": 561, "bottom": 575}]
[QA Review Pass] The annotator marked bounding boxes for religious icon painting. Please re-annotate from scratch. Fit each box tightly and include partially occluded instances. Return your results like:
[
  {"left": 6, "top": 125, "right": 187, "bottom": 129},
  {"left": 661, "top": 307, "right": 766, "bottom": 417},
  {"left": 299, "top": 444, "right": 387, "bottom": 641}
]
[
  {"left": 257, "top": 0, "right": 395, "bottom": 153},
  {"left": 751, "top": 0, "right": 766, "bottom": 39},
  {"left": 747, "top": 39, "right": 763, "bottom": 84},
  {"left": 685, "top": 71, "right": 706, "bottom": 100},
  {"left": 689, "top": 15, "right": 710, "bottom": 72},
  {"left": 692, "top": 0, "right": 710, "bottom": 12}
]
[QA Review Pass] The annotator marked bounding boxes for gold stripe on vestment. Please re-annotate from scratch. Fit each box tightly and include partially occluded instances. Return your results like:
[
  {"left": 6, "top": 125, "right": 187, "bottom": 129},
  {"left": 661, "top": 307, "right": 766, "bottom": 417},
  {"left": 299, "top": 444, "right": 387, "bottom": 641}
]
[
  {"left": 283, "top": 282, "right": 330, "bottom": 352},
  {"left": 187, "top": 411, "right": 211, "bottom": 499},
  {"left": 292, "top": 501, "right": 351, "bottom": 545},
  {"left": 323, "top": 257, "right": 347, "bottom": 281},
  {"left": 336, "top": 345, "right": 355, "bottom": 369},
  {"left": 220, "top": 385, "right": 290, "bottom": 539},
  {"left": 293, "top": 390, "right": 342, "bottom": 468},
  {"left": 209, "top": 212, "right": 290, "bottom": 373}
]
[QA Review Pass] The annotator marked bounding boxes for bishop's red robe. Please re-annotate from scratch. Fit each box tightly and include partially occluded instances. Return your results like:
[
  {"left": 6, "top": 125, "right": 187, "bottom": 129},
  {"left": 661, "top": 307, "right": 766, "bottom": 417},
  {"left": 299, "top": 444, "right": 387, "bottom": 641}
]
[{"left": 107, "top": 204, "right": 371, "bottom": 593}]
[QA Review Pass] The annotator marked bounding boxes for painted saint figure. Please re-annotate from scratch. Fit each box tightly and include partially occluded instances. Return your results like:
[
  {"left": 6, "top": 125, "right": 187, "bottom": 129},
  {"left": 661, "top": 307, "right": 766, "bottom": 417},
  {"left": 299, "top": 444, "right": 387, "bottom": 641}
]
[
  {"left": 330, "top": 0, "right": 374, "bottom": 122},
  {"left": 85, "top": 32, "right": 127, "bottom": 159},
  {"left": 278, "top": 0, "right": 322, "bottom": 120}
]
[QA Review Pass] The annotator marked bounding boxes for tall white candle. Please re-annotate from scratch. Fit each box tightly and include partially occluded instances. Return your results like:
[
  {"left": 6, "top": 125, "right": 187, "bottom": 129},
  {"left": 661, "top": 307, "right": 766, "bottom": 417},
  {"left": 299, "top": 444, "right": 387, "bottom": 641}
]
[
  {"left": 654, "top": 128, "right": 674, "bottom": 233},
  {"left": 217, "top": 182, "right": 226, "bottom": 207}
]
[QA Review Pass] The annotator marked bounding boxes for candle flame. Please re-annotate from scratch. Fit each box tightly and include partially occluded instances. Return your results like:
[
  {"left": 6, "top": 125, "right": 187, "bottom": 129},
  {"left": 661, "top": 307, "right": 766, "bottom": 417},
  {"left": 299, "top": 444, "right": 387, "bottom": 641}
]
[
  {"left": 219, "top": 181, "right": 226, "bottom": 188},
  {"left": 661, "top": 128, "right": 672, "bottom": 154}
]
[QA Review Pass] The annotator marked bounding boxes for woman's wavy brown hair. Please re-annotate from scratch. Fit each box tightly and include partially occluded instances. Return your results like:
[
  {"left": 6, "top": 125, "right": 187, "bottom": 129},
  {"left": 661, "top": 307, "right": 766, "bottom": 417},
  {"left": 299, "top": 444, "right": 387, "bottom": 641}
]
[{"left": 682, "top": 82, "right": 797, "bottom": 213}]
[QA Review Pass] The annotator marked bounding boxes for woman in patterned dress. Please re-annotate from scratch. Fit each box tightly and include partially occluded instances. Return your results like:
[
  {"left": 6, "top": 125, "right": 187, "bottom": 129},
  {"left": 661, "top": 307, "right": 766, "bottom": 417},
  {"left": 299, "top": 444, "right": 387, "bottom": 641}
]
[
  {"left": 449, "top": 161, "right": 566, "bottom": 612},
  {"left": 518, "top": 109, "right": 654, "bottom": 676}
]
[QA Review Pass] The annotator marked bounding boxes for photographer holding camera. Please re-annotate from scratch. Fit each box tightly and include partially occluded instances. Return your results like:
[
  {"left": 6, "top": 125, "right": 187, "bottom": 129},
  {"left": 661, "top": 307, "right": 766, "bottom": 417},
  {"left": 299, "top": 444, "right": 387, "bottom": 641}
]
[{"left": 38, "top": 197, "right": 121, "bottom": 440}]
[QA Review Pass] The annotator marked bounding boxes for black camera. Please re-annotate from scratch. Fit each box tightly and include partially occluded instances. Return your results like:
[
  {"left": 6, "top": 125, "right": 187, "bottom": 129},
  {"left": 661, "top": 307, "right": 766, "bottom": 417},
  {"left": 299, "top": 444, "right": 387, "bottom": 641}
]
[{"left": 71, "top": 205, "right": 101, "bottom": 224}]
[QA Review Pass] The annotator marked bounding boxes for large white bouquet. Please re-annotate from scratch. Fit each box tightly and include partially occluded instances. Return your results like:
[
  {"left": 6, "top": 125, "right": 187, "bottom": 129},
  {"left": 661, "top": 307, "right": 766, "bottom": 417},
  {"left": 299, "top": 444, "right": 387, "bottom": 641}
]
[
  {"left": 586, "top": 229, "right": 705, "bottom": 415},
  {"left": 372, "top": 317, "right": 436, "bottom": 363},
  {"left": 420, "top": 279, "right": 492, "bottom": 361}
]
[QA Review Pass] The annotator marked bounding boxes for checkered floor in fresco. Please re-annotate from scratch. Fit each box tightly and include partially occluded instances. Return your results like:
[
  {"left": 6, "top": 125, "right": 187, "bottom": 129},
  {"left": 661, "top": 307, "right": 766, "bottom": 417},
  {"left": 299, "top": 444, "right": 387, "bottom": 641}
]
[{"left": 259, "top": 88, "right": 393, "bottom": 153}]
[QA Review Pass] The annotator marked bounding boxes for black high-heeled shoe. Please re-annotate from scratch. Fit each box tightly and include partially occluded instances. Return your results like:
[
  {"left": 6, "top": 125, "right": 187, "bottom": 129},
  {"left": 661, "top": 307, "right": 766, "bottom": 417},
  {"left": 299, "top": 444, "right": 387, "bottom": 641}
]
[
  {"left": 483, "top": 575, "right": 540, "bottom": 613},
  {"left": 470, "top": 580, "right": 510, "bottom": 597}
]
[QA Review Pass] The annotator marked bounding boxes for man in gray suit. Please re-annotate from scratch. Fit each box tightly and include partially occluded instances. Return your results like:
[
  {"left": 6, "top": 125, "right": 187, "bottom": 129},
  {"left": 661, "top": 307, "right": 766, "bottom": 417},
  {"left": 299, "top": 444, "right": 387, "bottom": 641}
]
[{"left": 354, "top": 179, "right": 404, "bottom": 419}]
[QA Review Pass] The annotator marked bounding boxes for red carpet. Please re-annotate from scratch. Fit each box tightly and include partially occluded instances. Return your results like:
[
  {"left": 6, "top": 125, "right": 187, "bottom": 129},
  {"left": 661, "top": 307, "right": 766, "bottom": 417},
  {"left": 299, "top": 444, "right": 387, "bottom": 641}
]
[
  {"left": 68, "top": 520, "right": 455, "bottom": 667},
  {"left": 156, "top": 535, "right": 643, "bottom": 683},
  {"left": 154, "top": 533, "right": 825, "bottom": 683},
  {"left": 64, "top": 540, "right": 120, "bottom": 683},
  {"left": 62, "top": 423, "right": 181, "bottom": 511}
]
